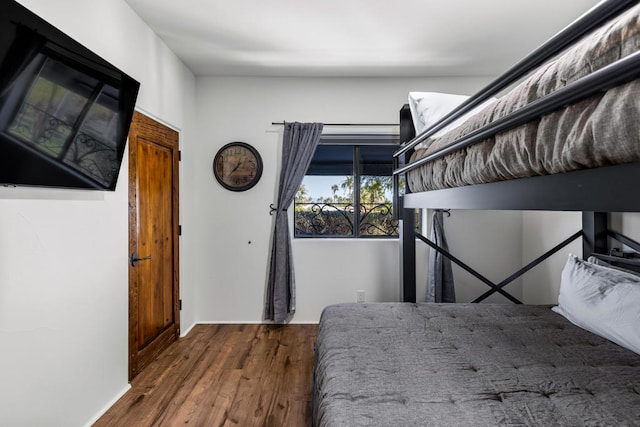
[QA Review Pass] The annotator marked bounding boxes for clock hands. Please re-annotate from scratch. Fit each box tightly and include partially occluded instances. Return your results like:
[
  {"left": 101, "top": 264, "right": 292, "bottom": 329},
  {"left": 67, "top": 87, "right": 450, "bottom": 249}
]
[{"left": 230, "top": 159, "right": 244, "bottom": 174}]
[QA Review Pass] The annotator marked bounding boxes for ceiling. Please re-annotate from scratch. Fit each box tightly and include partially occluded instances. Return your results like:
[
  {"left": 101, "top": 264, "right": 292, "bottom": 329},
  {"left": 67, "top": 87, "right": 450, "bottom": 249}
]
[{"left": 124, "top": 0, "right": 601, "bottom": 78}]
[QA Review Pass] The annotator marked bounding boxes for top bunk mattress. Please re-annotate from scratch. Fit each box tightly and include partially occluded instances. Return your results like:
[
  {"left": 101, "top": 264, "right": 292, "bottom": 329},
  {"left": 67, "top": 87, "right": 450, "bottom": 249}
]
[
  {"left": 313, "top": 302, "right": 640, "bottom": 427},
  {"left": 407, "top": 3, "right": 640, "bottom": 193}
]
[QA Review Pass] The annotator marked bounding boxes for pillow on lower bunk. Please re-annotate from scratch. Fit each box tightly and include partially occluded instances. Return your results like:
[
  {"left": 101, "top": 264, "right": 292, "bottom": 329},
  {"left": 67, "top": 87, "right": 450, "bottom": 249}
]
[{"left": 553, "top": 254, "right": 640, "bottom": 355}]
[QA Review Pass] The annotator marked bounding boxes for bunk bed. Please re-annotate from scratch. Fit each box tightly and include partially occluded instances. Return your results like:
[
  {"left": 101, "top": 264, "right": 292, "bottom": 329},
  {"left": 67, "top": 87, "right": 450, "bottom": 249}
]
[{"left": 313, "top": 1, "right": 640, "bottom": 425}]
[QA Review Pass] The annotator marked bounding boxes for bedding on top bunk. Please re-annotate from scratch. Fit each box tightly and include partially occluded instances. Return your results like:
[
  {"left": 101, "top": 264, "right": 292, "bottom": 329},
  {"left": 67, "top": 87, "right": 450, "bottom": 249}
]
[
  {"left": 313, "top": 302, "right": 640, "bottom": 427},
  {"left": 407, "top": 3, "right": 640, "bottom": 193}
]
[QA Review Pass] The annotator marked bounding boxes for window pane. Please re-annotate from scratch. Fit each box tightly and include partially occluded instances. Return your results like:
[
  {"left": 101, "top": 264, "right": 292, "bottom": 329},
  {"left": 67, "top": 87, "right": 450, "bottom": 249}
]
[
  {"left": 295, "top": 175, "right": 354, "bottom": 237},
  {"left": 357, "top": 145, "right": 398, "bottom": 237},
  {"left": 359, "top": 175, "right": 398, "bottom": 236},
  {"left": 306, "top": 145, "right": 353, "bottom": 176},
  {"left": 359, "top": 145, "right": 395, "bottom": 176}
]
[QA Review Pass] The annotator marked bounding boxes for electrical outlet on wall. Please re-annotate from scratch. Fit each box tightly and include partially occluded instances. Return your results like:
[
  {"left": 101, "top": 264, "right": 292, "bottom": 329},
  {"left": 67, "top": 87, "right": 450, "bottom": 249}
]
[{"left": 356, "top": 290, "right": 365, "bottom": 304}]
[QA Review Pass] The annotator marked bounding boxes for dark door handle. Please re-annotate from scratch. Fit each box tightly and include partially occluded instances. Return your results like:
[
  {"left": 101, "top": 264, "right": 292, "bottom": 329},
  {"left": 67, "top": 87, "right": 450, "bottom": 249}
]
[{"left": 131, "top": 252, "right": 152, "bottom": 267}]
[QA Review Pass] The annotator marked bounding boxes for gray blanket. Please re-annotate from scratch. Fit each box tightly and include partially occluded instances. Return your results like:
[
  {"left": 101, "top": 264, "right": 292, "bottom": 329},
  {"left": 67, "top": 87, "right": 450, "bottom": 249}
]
[{"left": 313, "top": 303, "right": 640, "bottom": 426}]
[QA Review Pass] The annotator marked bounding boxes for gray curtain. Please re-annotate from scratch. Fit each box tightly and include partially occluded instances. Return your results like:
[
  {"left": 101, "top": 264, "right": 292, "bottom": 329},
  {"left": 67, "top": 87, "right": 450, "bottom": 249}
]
[
  {"left": 427, "top": 210, "right": 456, "bottom": 303},
  {"left": 265, "top": 122, "right": 323, "bottom": 323}
]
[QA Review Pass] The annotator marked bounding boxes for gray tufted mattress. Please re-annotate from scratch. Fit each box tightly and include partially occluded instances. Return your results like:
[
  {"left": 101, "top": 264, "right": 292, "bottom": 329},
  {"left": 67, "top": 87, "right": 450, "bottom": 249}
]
[{"left": 313, "top": 303, "right": 640, "bottom": 426}]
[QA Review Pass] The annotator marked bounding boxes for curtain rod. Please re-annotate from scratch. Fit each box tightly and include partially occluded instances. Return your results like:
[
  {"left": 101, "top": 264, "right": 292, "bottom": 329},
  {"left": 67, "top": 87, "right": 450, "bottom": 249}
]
[{"left": 271, "top": 122, "right": 398, "bottom": 126}]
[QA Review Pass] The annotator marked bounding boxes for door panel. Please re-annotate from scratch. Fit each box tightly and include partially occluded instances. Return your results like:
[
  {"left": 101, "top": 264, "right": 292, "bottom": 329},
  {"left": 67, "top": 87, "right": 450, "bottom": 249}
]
[{"left": 128, "top": 112, "right": 180, "bottom": 380}]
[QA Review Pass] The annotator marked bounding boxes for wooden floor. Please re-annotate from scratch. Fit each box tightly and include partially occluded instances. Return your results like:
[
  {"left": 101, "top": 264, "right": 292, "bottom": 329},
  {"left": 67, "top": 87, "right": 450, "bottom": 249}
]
[{"left": 94, "top": 324, "right": 318, "bottom": 427}]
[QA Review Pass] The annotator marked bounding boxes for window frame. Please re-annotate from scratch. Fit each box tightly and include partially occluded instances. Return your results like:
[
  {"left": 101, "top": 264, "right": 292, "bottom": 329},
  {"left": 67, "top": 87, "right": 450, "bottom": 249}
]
[{"left": 294, "top": 133, "right": 401, "bottom": 239}]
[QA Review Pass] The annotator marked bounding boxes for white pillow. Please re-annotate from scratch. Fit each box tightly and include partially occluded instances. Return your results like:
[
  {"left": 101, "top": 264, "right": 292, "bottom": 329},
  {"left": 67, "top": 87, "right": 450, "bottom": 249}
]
[
  {"left": 408, "top": 92, "right": 470, "bottom": 135},
  {"left": 407, "top": 92, "right": 497, "bottom": 144},
  {"left": 552, "top": 254, "right": 640, "bottom": 355}
]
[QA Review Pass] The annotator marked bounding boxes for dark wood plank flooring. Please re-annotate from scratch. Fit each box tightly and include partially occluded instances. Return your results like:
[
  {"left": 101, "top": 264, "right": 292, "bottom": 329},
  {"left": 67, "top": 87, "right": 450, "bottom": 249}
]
[{"left": 94, "top": 324, "right": 318, "bottom": 427}]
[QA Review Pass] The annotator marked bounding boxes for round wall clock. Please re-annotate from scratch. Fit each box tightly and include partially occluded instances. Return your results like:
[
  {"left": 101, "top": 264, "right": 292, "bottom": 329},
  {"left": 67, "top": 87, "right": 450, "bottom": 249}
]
[{"left": 213, "top": 142, "right": 263, "bottom": 191}]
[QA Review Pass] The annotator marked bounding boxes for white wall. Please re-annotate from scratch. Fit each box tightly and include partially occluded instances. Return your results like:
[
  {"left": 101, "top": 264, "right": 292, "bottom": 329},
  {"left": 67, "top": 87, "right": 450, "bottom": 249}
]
[
  {"left": 0, "top": 1, "right": 196, "bottom": 426},
  {"left": 521, "top": 211, "right": 582, "bottom": 304},
  {"left": 192, "top": 76, "right": 523, "bottom": 323},
  {"left": 443, "top": 210, "right": 523, "bottom": 303}
]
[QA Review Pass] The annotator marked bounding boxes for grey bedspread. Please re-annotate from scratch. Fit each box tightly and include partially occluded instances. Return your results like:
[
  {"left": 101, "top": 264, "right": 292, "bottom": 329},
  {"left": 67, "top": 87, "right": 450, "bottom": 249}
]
[
  {"left": 313, "top": 303, "right": 640, "bottom": 426},
  {"left": 407, "top": 4, "right": 640, "bottom": 193}
]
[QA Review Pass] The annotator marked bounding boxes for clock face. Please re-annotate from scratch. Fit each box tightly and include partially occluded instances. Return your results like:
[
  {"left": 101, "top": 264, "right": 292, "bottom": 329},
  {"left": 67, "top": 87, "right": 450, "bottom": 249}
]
[{"left": 213, "top": 142, "right": 263, "bottom": 191}]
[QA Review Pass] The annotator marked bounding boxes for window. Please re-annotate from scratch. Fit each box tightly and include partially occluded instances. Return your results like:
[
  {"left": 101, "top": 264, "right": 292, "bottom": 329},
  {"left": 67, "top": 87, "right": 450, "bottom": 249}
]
[{"left": 294, "top": 134, "right": 401, "bottom": 238}]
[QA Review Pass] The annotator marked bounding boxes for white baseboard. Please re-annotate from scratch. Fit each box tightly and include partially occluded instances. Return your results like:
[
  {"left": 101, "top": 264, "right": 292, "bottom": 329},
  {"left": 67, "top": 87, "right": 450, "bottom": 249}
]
[
  {"left": 288, "top": 320, "right": 320, "bottom": 325},
  {"left": 180, "top": 321, "right": 197, "bottom": 337},
  {"left": 196, "top": 320, "right": 265, "bottom": 325},
  {"left": 83, "top": 383, "right": 131, "bottom": 427},
  {"left": 194, "top": 320, "right": 319, "bottom": 326}
]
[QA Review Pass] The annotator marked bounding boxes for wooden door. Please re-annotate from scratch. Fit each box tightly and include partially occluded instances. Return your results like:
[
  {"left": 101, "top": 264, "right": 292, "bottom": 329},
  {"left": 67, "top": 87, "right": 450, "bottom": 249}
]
[{"left": 128, "top": 112, "right": 180, "bottom": 380}]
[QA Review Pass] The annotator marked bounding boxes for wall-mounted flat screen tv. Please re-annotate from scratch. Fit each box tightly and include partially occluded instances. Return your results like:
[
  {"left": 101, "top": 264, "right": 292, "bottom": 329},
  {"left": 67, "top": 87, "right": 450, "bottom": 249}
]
[{"left": 0, "top": 0, "right": 140, "bottom": 190}]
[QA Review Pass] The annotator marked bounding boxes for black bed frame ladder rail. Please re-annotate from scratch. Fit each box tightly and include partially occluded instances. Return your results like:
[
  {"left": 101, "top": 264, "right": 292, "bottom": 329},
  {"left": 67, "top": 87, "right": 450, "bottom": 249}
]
[
  {"left": 579, "top": 211, "right": 640, "bottom": 259},
  {"left": 415, "top": 229, "right": 583, "bottom": 304},
  {"left": 608, "top": 230, "right": 640, "bottom": 253},
  {"left": 403, "top": 212, "right": 638, "bottom": 303},
  {"left": 584, "top": 211, "right": 640, "bottom": 270}
]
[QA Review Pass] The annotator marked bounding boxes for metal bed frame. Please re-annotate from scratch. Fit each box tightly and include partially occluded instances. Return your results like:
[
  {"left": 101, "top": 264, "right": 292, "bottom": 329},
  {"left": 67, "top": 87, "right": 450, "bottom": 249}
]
[{"left": 392, "top": 0, "right": 640, "bottom": 303}]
